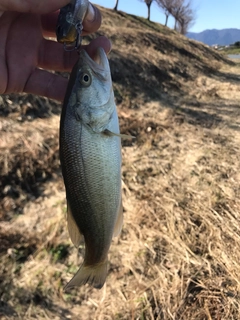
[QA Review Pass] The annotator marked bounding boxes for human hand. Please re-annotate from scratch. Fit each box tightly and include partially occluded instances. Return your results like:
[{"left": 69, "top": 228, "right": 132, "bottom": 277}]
[{"left": 0, "top": 0, "right": 111, "bottom": 101}]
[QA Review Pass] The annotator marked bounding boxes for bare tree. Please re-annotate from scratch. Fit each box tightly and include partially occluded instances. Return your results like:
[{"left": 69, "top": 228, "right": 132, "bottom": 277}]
[
  {"left": 156, "top": 0, "right": 195, "bottom": 33},
  {"left": 170, "top": 0, "right": 184, "bottom": 30},
  {"left": 156, "top": 0, "right": 175, "bottom": 26},
  {"left": 173, "top": 0, "right": 195, "bottom": 34},
  {"left": 113, "top": 0, "right": 119, "bottom": 11},
  {"left": 177, "top": 12, "right": 195, "bottom": 34},
  {"left": 144, "top": 0, "right": 153, "bottom": 21}
]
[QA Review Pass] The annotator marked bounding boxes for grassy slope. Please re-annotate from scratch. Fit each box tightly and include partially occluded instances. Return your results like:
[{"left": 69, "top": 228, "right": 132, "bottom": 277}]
[
  {"left": 1, "top": 6, "right": 240, "bottom": 319},
  {"left": 222, "top": 47, "right": 240, "bottom": 55}
]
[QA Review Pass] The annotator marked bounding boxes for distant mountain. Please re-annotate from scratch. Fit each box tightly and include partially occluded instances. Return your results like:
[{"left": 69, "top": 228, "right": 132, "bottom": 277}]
[{"left": 187, "top": 28, "right": 240, "bottom": 46}]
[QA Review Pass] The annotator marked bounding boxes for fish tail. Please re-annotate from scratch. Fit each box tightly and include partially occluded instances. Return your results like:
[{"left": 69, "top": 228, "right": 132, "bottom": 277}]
[{"left": 64, "top": 260, "right": 108, "bottom": 291}]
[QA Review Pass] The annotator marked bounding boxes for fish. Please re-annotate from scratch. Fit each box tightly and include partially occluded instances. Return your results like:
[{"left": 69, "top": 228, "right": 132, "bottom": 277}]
[
  {"left": 59, "top": 47, "right": 123, "bottom": 290},
  {"left": 56, "top": 0, "right": 89, "bottom": 49}
]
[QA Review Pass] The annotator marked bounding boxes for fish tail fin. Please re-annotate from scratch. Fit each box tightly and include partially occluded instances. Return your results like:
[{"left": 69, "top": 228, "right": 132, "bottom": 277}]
[{"left": 64, "top": 260, "right": 108, "bottom": 291}]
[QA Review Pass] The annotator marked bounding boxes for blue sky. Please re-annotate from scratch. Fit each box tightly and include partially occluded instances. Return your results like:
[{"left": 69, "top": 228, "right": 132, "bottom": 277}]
[{"left": 92, "top": 0, "right": 240, "bottom": 33}]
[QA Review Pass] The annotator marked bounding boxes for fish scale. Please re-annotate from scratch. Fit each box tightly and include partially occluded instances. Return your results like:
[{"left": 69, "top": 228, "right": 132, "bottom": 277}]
[{"left": 62, "top": 116, "right": 121, "bottom": 246}]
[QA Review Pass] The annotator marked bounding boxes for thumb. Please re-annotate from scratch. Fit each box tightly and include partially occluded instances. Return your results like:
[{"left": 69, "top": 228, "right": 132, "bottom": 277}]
[{"left": 0, "top": 0, "right": 70, "bottom": 14}]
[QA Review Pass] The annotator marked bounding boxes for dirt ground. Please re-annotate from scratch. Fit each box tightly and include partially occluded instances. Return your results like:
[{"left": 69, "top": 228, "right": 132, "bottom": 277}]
[{"left": 1, "top": 7, "right": 240, "bottom": 320}]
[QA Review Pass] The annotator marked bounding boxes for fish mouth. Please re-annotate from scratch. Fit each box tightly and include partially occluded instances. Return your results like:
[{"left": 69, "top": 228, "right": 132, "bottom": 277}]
[{"left": 79, "top": 47, "right": 110, "bottom": 76}]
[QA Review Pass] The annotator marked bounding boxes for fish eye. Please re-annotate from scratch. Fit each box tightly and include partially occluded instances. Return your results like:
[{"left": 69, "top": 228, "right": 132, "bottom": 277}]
[
  {"left": 83, "top": 74, "right": 89, "bottom": 82},
  {"left": 80, "top": 72, "right": 91, "bottom": 87}
]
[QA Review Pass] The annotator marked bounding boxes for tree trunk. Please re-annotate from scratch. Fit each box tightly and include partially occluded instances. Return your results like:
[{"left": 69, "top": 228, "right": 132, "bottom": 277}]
[
  {"left": 147, "top": 3, "right": 151, "bottom": 21},
  {"left": 114, "top": 0, "right": 119, "bottom": 11},
  {"left": 174, "top": 18, "right": 177, "bottom": 30},
  {"left": 165, "top": 14, "right": 169, "bottom": 26}
]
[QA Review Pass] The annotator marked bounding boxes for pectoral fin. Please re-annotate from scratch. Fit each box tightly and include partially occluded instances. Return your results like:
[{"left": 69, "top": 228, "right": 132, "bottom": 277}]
[
  {"left": 67, "top": 201, "right": 83, "bottom": 248},
  {"left": 103, "top": 129, "right": 135, "bottom": 140}
]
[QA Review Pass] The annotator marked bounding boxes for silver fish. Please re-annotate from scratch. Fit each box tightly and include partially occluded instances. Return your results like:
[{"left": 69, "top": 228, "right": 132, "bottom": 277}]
[
  {"left": 60, "top": 48, "right": 123, "bottom": 290},
  {"left": 56, "top": 0, "right": 89, "bottom": 49}
]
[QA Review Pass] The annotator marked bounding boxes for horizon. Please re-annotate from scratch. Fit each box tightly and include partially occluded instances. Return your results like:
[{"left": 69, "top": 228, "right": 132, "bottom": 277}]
[{"left": 92, "top": 0, "right": 240, "bottom": 33}]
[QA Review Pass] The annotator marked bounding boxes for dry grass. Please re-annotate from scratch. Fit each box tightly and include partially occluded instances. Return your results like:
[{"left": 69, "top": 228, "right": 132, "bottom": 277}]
[{"left": 1, "top": 7, "right": 240, "bottom": 320}]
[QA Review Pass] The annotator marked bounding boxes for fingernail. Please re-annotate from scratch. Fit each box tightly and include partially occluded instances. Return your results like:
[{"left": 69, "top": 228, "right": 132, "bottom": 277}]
[{"left": 86, "top": 3, "right": 95, "bottom": 22}]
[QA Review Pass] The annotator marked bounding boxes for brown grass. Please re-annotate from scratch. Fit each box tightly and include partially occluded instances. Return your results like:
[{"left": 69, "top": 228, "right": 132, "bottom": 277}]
[{"left": 1, "top": 7, "right": 240, "bottom": 320}]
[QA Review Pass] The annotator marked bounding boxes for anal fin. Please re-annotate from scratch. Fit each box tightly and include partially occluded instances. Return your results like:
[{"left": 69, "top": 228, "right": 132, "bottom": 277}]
[
  {"left": 67, "top": 201, "right": 83, "bottom": 247},
  {"left": 113, "top": 199, "right": 123, "bottom": 237}
]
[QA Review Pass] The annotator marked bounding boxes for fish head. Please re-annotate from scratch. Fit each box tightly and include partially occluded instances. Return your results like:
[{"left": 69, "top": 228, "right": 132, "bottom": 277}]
[
  {"left": 65, "top": 47, "right": 114, "bottom": 132},
  {"left": 75, "top": 48, "right": 112, "bottom": 104}
]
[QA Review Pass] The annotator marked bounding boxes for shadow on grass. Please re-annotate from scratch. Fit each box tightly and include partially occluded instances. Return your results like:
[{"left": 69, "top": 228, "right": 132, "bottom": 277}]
[
  {"left": 0, "top": 230, "right": 73, "bottom": 319},
  {"left": 0, "top": 301, "right": 17, "bottom": 318},
  {"left": 0, "top": 284, "right": 74, "bottom": 319},
  {"left": 0, "top": 94, "right": 62, "bottom": 118},
  {"left": 0, "top": 134, "right": 60, "bottom": 220},
  {"left": 171, "top": 100, "right": 240, "bottom": 131}
]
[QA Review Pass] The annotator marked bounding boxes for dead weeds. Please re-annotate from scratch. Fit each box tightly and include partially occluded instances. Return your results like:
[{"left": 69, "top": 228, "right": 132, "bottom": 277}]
[{"left": 1, "top": 6, "right": 240, "bottom": 320}]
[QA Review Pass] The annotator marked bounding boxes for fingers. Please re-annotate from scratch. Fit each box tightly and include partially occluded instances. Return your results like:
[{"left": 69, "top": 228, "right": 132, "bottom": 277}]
[
  {"left": 0, "top": 0, "right": 70, "bottom": 14},
  {"left": 41, "top": 11, "right": 59, "bottom": 38},
  {"left": 38, "top": 39, "right": 78, "bottom": 71},
  {"left": 38, "top": 36, "right": 111, "bottom": 72},
  {"left": 83, "top": 36, "right": 112, "bottom": 58},
  {"left": 41, "top": 3, "right": 101, "bottom": 38},
  {"left": 82, "top": 3, "right": 101, "bottom": 35},
  {"left": 24, "top": 68, "right": 68, "bottom": 102}
]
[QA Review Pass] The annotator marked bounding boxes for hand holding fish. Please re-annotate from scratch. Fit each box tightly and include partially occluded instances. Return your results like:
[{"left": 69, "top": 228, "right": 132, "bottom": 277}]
[{"left": 0, "top": 0, "right": 111, "bottom": 101}]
